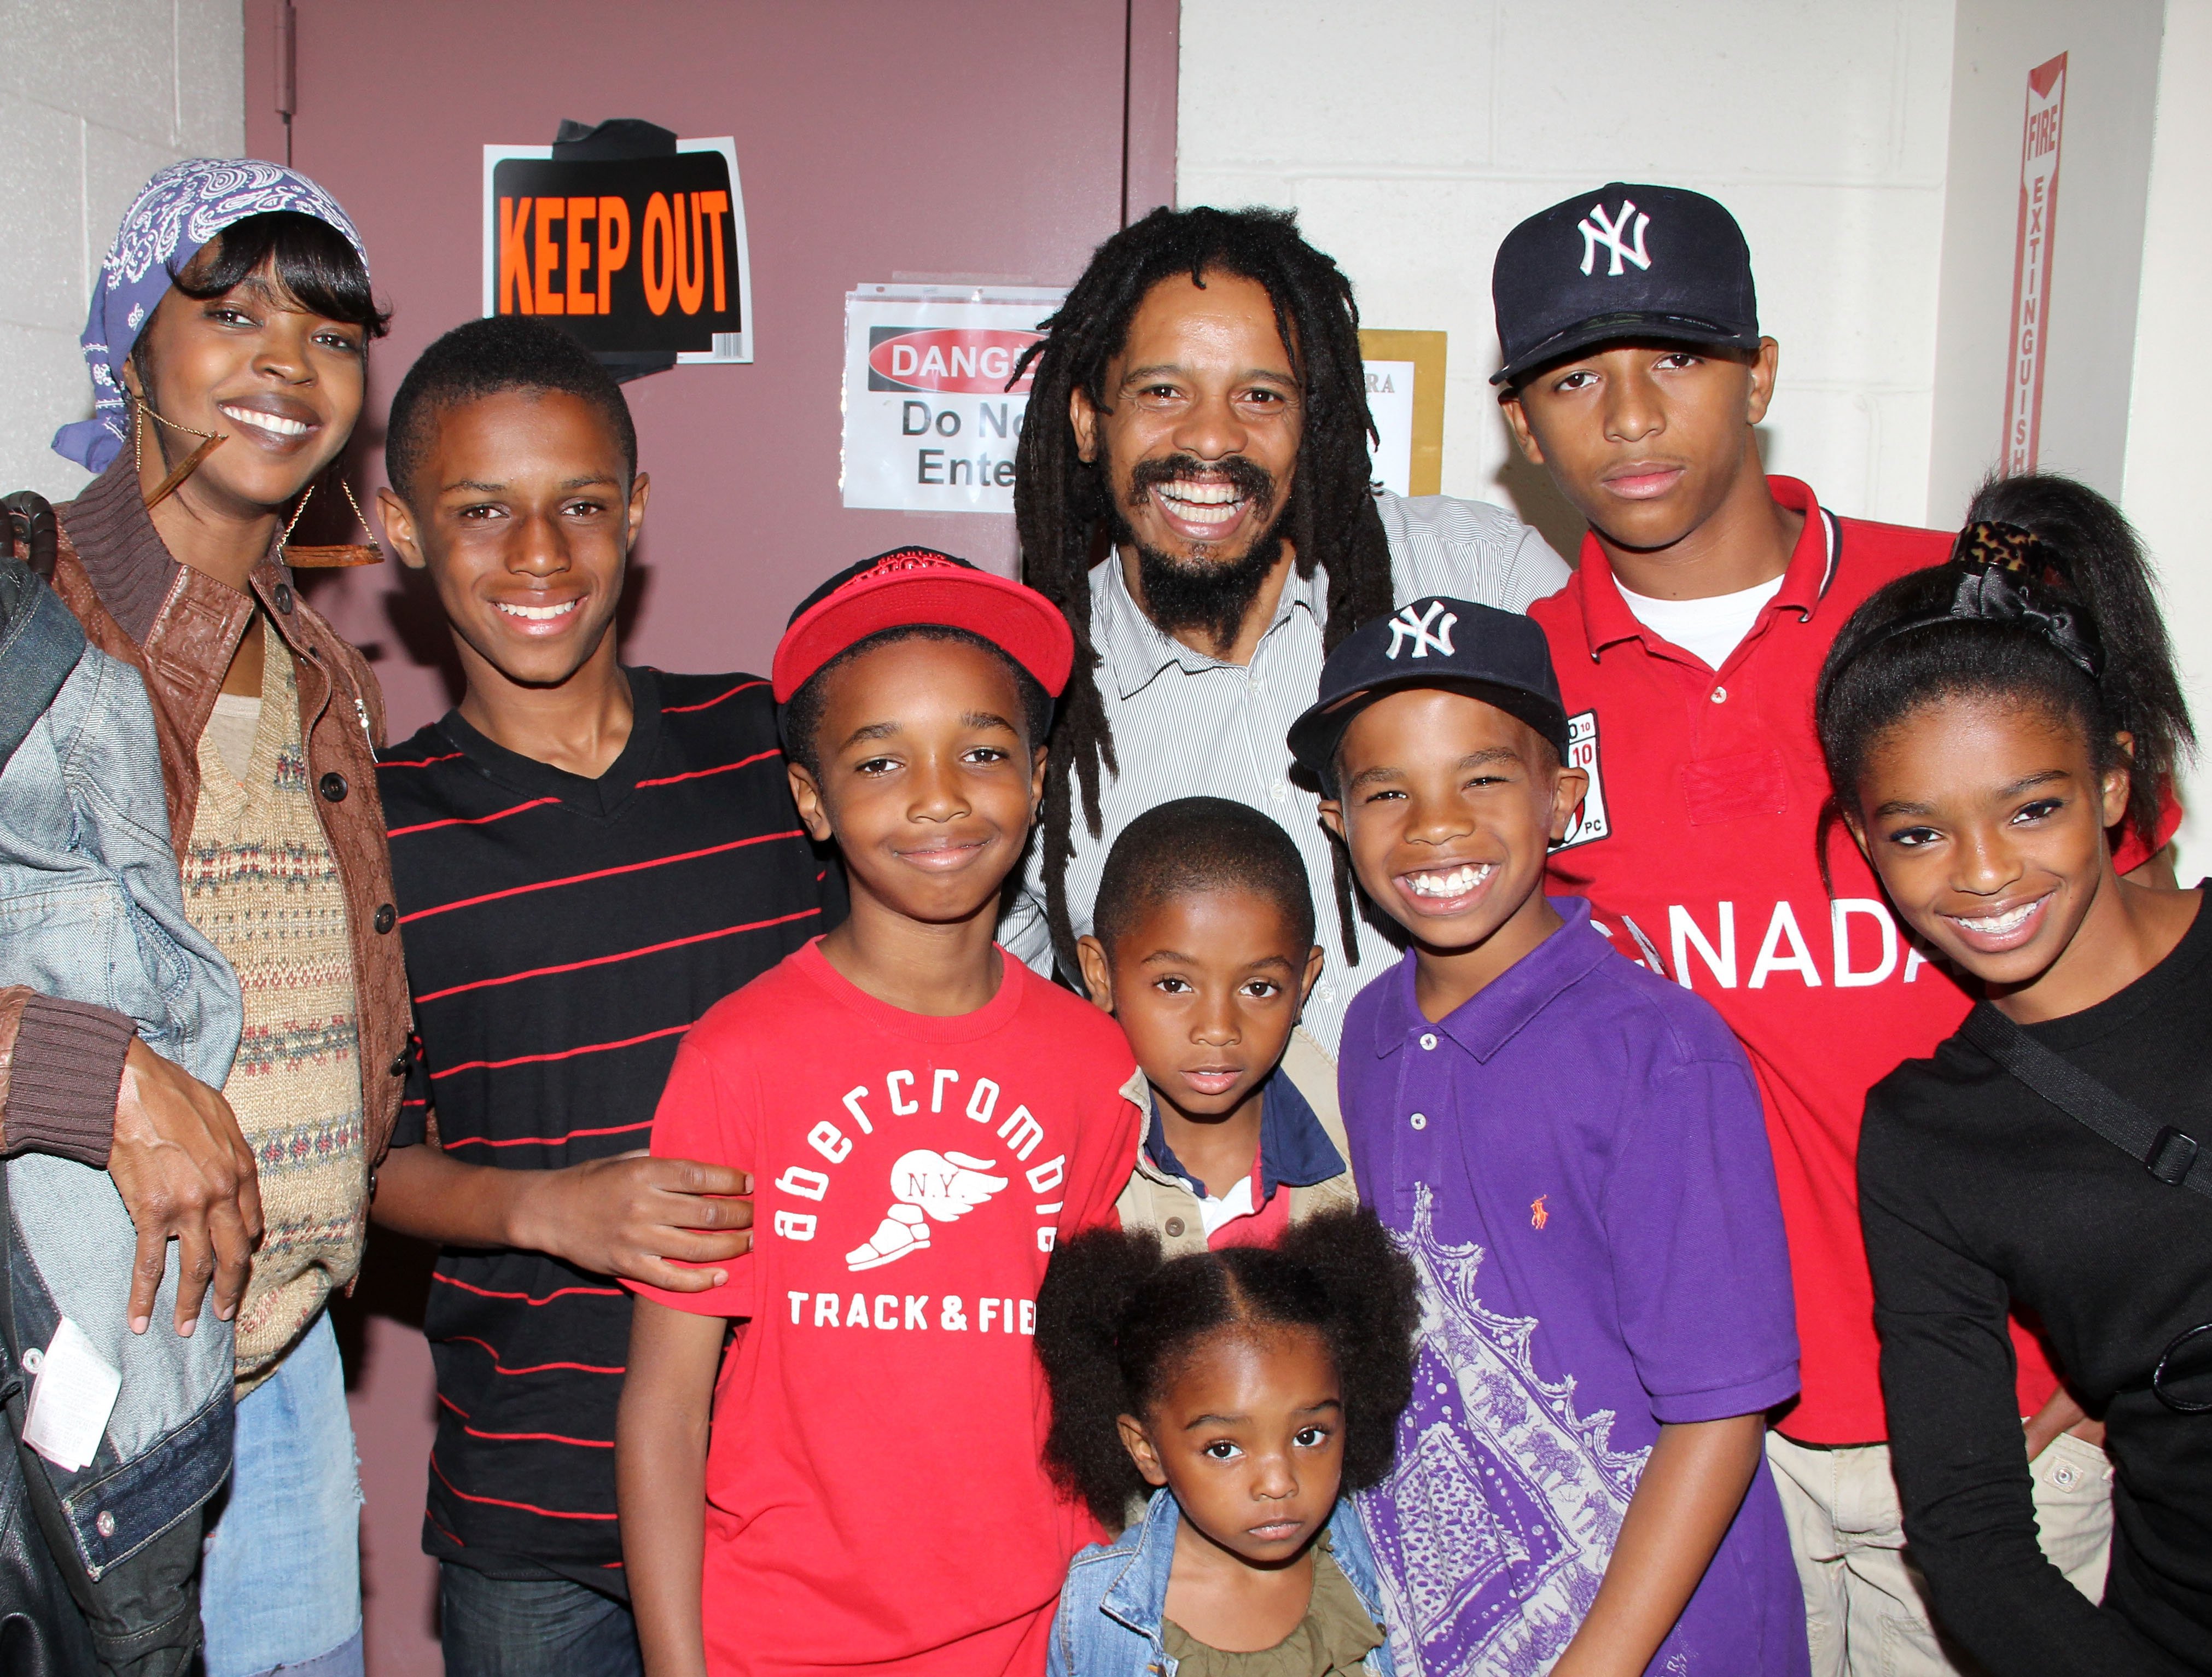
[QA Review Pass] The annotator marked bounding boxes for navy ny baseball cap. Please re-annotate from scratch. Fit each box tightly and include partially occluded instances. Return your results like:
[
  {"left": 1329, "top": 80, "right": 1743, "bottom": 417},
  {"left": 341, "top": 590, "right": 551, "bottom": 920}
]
[
  {"left": 1491, "top": 183, "right": 1760, "bottom": 386},
  {"left": 1287, "top": 597, "right": 1569, "bottom": 796}
]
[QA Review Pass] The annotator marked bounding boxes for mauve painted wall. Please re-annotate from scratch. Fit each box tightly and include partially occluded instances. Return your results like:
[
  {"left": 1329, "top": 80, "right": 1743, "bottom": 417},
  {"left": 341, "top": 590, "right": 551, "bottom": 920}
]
[
  {"left": 236, "top": 2, "right": 1145, "bottom": 1668},
  {"left": 249, "top": 0, "right": 1133, "bottom": 733}
]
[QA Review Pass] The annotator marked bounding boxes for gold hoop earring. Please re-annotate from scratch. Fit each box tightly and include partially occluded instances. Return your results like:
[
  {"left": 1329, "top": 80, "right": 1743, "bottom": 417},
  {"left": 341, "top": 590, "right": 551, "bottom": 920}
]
[{"left": 281, "top": 478, "right": 383, "bottom": 568}]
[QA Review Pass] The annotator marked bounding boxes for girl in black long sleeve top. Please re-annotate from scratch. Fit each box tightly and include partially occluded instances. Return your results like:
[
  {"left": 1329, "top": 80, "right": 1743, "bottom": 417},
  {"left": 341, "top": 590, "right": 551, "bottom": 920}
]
[{"left": 1814, "top": 474, "right": 2211, "bottom": 1676}]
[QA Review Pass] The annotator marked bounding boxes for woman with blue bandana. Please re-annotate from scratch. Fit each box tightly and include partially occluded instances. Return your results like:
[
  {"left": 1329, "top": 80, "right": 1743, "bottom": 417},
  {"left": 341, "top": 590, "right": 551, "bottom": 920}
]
[{"left": 30, "top": 158, "right": 414, "bottom": 1677}]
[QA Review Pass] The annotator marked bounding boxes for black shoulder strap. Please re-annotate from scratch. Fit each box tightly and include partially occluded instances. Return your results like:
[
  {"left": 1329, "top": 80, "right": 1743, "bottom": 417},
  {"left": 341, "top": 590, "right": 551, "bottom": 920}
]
[{"left": 1960, "top": 1004, "right": 2211, "bottom": 1198}]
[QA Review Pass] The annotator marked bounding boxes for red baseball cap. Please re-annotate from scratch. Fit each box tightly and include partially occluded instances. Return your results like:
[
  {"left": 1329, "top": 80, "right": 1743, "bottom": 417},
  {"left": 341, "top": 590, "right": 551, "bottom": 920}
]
[{"left": 771, "top": 548, "right": 1075, "bottom": 703}]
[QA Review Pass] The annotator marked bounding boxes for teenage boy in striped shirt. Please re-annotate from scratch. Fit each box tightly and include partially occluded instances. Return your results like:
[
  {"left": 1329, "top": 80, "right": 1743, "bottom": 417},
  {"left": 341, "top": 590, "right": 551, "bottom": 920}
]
[
  {"left": 369, "top": 317, "right": 837, "bottom": 1676},
  {"left": 1495, "top": 183, "right": 2174, "bottom": 1675}
]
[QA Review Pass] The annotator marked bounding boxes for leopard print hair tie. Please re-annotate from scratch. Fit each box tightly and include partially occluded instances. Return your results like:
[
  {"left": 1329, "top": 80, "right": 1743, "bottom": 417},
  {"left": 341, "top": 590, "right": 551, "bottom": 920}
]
[{"left": 1952, "top": 519, "right": 2064, "bottom": 587}]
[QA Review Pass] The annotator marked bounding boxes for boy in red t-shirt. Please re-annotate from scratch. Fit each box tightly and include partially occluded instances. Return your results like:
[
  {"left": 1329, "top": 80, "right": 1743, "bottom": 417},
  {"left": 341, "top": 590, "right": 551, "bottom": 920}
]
[
  {"left": 616, "top": 550, "right": 1141, "bottom": 1677},
  {"left": 1492, "top": 184, "right": 2174, "bottom": 1672}
]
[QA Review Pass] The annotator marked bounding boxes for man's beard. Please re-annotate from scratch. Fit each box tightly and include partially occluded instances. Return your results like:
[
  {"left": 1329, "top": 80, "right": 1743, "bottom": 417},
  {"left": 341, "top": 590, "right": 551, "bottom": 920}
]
[{"left": 1113, "top": 453, "right": 1290, "bottom": 657}]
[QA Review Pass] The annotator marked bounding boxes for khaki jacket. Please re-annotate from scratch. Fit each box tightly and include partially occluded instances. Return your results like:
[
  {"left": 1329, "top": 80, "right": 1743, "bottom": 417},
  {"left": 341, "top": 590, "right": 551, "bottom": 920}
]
[
  {"left": 0, "top": 458, "right": 412, "bottom": 1168},
  {"left": 1116, "top": 1027, "right": 1357, "bottom": 1255}
]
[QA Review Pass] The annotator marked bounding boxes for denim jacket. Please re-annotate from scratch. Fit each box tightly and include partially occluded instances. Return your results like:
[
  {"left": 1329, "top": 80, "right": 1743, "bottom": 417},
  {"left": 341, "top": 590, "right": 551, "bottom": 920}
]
[
  {"left": 1049, "top": 1489, "right": 1398, "bottom": 1677},
  {"left": 0, "top": 552, "right": 242, "bottom": 1674}
]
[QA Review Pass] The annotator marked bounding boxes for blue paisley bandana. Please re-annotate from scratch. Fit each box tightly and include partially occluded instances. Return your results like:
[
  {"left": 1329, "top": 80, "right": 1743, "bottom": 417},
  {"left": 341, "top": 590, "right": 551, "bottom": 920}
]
[{"left": 52, "top": 158, "right": 369, "bottom": 473}]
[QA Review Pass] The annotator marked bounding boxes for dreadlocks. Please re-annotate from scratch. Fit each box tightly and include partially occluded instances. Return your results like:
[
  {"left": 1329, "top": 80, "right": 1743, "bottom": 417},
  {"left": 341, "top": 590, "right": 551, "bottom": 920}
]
[{"left": 1012, "top": 206, "right": 1395, "bottom": 979}]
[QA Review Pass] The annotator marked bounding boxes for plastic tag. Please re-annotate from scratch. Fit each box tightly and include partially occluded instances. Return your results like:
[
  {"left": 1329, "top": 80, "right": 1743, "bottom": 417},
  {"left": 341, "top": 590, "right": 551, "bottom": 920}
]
[{"left": 22, "top": 1318, "right": 121, "bottom": 1473}]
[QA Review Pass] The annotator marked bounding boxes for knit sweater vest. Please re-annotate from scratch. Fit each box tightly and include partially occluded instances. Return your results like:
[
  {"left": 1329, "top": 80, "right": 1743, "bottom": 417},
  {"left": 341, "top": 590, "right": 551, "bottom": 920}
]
[{"left": 181, "top": 636, "right": 366, "bottom": 1387}]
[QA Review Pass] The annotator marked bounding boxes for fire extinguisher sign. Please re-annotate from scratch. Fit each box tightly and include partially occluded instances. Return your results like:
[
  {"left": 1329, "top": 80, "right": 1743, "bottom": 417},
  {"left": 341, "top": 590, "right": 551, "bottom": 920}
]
[
  {"left": 841, "top": 284, "right": 1067, "bottom": 513},
  {"left": 481, "top": 138, "right": 753, "bottom": 364},
  {"left": 2003, "top": 55, "right": 2066, "bottom": 473}
]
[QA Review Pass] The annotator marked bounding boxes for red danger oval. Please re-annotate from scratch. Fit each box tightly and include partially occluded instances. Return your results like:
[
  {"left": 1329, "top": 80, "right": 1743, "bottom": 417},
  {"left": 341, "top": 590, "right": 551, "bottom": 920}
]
[{"left": 869, "top": 328, "right": 1039, "bottom": 394}]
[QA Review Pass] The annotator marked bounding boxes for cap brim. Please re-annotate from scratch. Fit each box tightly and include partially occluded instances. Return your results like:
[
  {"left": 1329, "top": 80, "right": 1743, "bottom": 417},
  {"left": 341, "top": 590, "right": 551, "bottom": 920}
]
[
  {"left": 1288, "top": 675, "right": 1571, "bottom": 795},
  {"left": 1491, "top": 314, "right": 1760, "bottom": 387},
  {"left": 772, "top": 569, "right": 1075, "bottom": 702}
]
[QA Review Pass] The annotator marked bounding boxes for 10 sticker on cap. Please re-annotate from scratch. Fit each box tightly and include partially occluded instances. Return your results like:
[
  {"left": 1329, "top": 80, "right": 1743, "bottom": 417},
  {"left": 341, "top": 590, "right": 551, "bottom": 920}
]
[
  {"left": 22, "top": 1317, "right": 121, "bottom": 1473},
  {"left": 1552, "top": 711, "right": 1611, "bottom": 851}
]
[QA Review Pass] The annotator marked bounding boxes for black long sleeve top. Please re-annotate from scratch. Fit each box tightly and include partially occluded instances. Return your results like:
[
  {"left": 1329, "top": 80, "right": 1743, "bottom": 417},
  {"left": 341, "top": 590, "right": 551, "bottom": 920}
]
[{"left": 1859, "top": 893, "right": 2212, "bottom": 1677}]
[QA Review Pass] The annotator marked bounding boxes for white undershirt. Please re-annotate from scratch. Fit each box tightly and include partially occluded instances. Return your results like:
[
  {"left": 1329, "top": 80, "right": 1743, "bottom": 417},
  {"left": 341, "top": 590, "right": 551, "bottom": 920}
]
[
  {"left": 1615, "top": 573, "right": 1786, "bottom": 671},
  {"left": 1191, "top": 1173, "right": 1258, "bottom": 1238},
  {"left": 205, "top": 692, "right": 263, "bottom": 784}
]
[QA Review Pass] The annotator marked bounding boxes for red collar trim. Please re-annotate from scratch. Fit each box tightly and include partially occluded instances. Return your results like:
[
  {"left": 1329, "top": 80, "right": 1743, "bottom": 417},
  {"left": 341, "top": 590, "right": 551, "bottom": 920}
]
[{"left": 1574, "top": 476, "right": 1838, "bottom": 656}]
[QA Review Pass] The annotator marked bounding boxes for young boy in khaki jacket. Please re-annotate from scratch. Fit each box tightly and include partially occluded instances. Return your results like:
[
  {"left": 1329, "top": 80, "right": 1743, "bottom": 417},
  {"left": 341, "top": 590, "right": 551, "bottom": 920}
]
[{"left": 1077, "top": 797, "right": 1355, "bottom": 1255}]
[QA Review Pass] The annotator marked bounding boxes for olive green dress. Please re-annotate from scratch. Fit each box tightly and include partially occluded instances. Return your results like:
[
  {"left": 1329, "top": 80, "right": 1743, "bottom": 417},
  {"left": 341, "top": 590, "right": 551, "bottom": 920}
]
[{"left": 1160, "top": 1540, "right": 1387, "bottom": 1677}]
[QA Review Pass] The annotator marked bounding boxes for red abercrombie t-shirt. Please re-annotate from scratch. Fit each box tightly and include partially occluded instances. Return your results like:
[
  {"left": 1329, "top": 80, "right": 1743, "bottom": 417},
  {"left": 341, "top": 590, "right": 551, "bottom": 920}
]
[
  {"left": 629, "top": 940, "right": 1140, "bottom": 1676},
  {"left": 1532, "top": 478, "right": 2175, "bottom": 1445}
]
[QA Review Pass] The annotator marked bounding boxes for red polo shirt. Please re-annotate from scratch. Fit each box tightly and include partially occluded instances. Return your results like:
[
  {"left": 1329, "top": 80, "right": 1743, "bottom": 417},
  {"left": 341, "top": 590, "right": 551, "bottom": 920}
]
[{"left": 1532, "top": 477, "right": 2170, "bottom": 1445}]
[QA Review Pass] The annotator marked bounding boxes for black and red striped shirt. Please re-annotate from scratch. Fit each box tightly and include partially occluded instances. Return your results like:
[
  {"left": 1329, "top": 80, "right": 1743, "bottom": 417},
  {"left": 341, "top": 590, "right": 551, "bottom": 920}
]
[{"left": 377, "top": 667, "right": 836, "bottom": 1595}]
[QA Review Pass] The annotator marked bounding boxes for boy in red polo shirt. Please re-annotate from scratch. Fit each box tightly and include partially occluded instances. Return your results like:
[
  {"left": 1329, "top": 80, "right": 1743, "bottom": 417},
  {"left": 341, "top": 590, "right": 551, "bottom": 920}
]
[
  {"left": 615, "top": 551, "right": 1141, "bottom": 1677},
  {"left": 1494, "top": 184, "right": 2175, "bottom": 1675}
]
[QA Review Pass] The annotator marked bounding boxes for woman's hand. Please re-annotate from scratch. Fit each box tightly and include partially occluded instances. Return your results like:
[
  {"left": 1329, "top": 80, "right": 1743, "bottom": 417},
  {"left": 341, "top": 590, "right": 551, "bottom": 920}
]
[{"left": 108, "top": 1037, "right": 263, "bottom": 1335}]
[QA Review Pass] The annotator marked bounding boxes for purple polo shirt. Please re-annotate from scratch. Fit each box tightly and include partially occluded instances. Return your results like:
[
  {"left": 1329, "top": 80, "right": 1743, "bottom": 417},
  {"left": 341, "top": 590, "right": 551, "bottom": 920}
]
[{"left": 1341, "top": 897, "right": 1806, "bottom": 1676}]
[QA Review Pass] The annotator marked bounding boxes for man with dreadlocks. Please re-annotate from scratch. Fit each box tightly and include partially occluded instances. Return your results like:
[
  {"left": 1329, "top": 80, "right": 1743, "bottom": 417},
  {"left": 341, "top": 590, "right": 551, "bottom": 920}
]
[{"left": 1003, "top": 206, "right": 1568, "bottom": 1058}]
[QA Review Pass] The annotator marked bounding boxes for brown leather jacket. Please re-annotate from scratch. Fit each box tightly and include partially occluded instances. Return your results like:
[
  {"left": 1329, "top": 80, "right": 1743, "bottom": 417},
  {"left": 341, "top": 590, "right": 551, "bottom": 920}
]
[{"left": 0, "top": 457, "right": 410, "bottom": 1170}]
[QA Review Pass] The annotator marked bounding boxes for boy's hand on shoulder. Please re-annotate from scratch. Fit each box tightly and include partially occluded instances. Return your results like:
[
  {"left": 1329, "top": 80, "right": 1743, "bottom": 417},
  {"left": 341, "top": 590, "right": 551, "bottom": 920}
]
[{"left": 513, "top": 1151, "right": 752, "bottom": 1290}]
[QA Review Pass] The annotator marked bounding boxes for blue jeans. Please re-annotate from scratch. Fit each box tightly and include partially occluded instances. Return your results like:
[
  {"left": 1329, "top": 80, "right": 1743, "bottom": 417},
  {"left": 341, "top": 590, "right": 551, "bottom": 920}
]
[
  {"left": 200, "top": 1312, "right": 364, "bottom": 1677},
  {"left": 440, "top": 1564, "right": 642, "bottom": 1677}
]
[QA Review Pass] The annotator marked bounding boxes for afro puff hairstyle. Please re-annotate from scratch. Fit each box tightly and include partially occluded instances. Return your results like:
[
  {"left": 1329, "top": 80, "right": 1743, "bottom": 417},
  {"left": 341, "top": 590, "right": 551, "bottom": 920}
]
[{"left": 1033, "top": 1206, "right": 1418, "bottom": 1529}]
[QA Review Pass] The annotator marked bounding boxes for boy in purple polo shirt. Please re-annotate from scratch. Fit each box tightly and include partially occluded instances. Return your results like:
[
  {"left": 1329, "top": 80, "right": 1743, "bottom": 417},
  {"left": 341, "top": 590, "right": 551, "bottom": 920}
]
[{"left": 1291, "top": 597, "right": 1806, "bottom": 1676}]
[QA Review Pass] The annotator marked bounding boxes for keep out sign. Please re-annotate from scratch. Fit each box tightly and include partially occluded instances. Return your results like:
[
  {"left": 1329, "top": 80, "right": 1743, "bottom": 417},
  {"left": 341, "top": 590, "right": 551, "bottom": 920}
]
[
  {"left": 481, "top": 139, "right": 753, "bottom": 363},
  {"left": 842, "top": 285, "right": 1066, "bottom": 513}
]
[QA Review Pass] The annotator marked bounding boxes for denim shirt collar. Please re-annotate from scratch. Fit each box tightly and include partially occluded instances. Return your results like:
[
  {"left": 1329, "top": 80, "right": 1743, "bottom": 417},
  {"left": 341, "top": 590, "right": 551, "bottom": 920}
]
[
  {"left": 1145, "top": 1063, "right": 1346, "bottom": 1203},
  {"left": 1098, "top": 1486, "right": 1184, "bottom": 1639}
]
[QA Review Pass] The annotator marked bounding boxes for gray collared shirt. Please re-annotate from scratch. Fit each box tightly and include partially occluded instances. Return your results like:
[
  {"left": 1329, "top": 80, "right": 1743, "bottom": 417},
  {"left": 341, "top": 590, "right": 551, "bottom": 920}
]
[{"left": 1001, "top": 490, "right": 1570, "bottom": 1057}]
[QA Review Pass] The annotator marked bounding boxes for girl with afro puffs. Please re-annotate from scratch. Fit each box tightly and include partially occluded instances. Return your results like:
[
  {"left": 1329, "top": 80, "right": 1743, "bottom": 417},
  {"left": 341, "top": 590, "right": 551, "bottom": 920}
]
[{"left": 1035, "top": 1206, "right": 1418, "bottom": 1676}]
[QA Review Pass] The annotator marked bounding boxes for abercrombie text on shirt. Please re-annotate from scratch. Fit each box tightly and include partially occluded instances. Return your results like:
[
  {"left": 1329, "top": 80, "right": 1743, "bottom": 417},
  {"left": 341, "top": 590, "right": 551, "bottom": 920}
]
[{"left": 628, "top": 941, "right": 1142, "bottom": 1677}]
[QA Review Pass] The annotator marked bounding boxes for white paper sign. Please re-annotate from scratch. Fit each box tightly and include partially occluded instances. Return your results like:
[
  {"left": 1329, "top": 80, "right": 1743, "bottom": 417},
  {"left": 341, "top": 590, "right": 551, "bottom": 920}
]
[
  {"left": 841, "top": 285, "right": 1066, "bottom": 513},
  {"left": 1363, "top": 360, "right": 1417, "bottom": 497},
  {"left": 23, "top": 1317, "right": 121, "bottom": 1473}
]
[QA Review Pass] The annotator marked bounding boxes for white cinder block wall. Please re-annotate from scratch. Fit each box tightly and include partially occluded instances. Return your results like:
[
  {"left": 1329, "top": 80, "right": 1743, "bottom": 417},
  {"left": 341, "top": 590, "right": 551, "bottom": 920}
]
[
  {"left": 0, "top": 0, "right": 246, "bottom": 504},
  {"left": 1177, "top": 0, "right": 1956, "bottom": 551},
  {"left": 2123, "top": 0, "right": 2212, "bottom": 861}
]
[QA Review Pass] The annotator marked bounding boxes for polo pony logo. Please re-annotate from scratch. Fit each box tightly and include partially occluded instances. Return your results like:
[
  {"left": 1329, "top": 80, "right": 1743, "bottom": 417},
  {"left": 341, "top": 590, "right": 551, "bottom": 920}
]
[
  {"left": 1386, "top": 600, "right": 1457, "bottom": 660},
  {"left": 1578, "top": 200, "right": 1651, "bottom": 277}
]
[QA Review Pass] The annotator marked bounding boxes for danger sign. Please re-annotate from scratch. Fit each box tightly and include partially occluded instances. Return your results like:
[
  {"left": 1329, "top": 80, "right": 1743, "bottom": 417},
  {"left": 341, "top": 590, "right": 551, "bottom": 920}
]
[
  {"left": 842, "top": 286, "right": 1064, "bottom": 513},
  {"left": 868, "top": 329, "right": 1039, "bottom": 395},
  {"left": 481, "top": 138, "right": 753, "bottom": 364}
]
